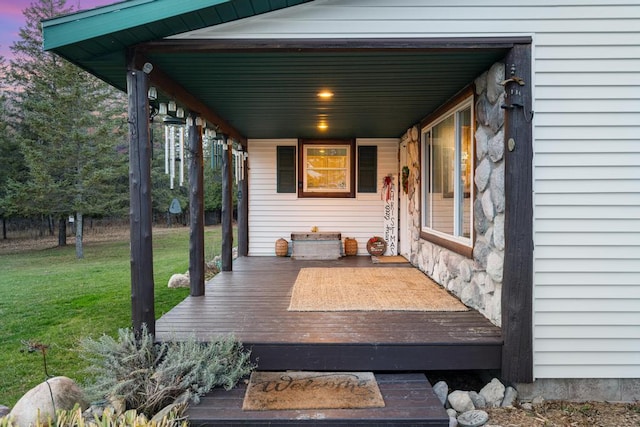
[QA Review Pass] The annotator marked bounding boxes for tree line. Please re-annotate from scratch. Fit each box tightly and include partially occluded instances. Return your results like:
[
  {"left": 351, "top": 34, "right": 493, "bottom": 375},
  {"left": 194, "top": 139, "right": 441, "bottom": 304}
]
[{"left": 0, "top": 0, "right": 228, "bottom": 258}]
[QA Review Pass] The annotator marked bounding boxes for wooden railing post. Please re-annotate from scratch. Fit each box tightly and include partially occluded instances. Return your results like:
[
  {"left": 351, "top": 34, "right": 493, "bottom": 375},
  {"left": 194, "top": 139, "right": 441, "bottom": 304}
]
[
  {"left": 502, "top": 43, "right": 534, "bottom": 384},
  {"left": 237, "top": 150, "right": 248, "bottom": 257},
  {"left": 188, "top": 112, "right": 205, "bottom": 296},
  {"left": 221, "top": 134, "right": 234, "bottom": 271},
  {"left": 126, "top": 67, "right": 155, "bottom": 335}
]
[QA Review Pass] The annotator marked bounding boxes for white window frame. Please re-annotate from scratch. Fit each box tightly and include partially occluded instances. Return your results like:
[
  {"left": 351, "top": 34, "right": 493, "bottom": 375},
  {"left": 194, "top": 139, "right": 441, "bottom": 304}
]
[{"left": 421, "top": 94, "right": 474, "bottom": 249}]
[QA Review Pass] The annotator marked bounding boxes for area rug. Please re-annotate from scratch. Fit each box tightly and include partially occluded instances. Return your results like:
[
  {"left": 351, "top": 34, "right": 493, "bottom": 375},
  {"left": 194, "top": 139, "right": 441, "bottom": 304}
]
[
  {"left": 288, "top": 267, "right": 468, "bottom": 312},
  {"left": 371, "top": 255, "right": 409, "bottom": 264},
  {"left": 242, "top": 371, "right": 385, "bottom": 411}
]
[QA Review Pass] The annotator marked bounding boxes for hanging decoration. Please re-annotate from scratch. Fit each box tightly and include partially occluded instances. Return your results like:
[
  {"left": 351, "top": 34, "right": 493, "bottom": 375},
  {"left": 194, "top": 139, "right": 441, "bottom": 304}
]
[
  {"left": 163, "top": 116, "right": 186, "bottom": 189},
  {"left": 401, "top": 166, "right": 410, "bottom": 194},
  {"left": 381, "top": 174, "right": 394, "bottom": 202},
  {"left": 231, "top": 144, "right": 248, "bottom": 184}
]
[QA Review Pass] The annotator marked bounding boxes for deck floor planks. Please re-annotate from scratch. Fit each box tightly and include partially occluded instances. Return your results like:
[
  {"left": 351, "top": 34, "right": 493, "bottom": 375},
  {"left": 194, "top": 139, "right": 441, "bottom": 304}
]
[{"left": 156, "top": 256, "right": 502, "bottom": 371}]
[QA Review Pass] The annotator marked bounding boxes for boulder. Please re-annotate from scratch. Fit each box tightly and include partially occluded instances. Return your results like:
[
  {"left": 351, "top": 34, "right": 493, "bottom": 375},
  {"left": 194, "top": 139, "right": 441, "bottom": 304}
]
[
  {"left": 433, "top": 381, "right": 449, "bottom": 406},
  {"left": 168, "top": 273, "right": 190, "bottom": 288},
  {"left": 448, "top": 390, "right": 475, "bottom": 413},
  {"left": 457, "top": 409, "right": 489, "bottom": 427},
  {"left": 502, "top": 386, "right": 518, "bottom": 407},
  {"left": 9, "top": 376, "right": 88, "bottom": 427},
  {"left": 479, "top": 378, "right": 506, "bottom": 408},
  {"left": 0, "top": 405, "right": 10, "bottom": 418}
]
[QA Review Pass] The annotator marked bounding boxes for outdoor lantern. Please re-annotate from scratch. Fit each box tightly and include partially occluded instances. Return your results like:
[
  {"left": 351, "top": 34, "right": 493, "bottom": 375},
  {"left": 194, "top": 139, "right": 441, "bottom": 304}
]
[{"left": 147, "top": 86, "right": 157, "bottom": 100}]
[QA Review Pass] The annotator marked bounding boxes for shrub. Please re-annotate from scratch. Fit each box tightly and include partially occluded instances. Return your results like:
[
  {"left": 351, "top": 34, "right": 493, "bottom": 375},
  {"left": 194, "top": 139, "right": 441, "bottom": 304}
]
[
  {"left": 1, "top": 405, "right": 188, "bottom": 427},
  {"left": 79, "top": 326, "right": 254, "bottom": 416}
]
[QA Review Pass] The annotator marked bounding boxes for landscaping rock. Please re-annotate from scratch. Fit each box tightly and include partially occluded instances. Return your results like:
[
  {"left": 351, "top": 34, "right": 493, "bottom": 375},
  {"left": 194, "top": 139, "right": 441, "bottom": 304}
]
[
  {"left": 532, "top": 395, "right": 545, "bottom": 406},
  {"left": 520, "top": 402, "right": 533, "bottom": 411},
  {"left": 447, "top": 408, "right": 458, "bottom": 418},
  {"left": 502, "top": 386, "right": 518, "bottom": 407},
  {"left": 458, "top": 409, "right": 489, "bottom": 427},
  {"left": 449, "top": 415, "right": 459, "bottom": 427},
  {"left": 9, "top": 376, "right": 88, "bottom": 427},
  {"left": 448, "top": 390, "right": 475, "bottom": 413},
  {"left": 0, "top": 405, "right": 10, "bottom": 417},
  {"left": 168, "top": 273, "right": 190, "bottom": 288},
  {"left": 479, "top": 378, "right": 506, "bottom": 408},
  {"left": 469, "top": 391, "right": 487, "bottom": 408},
  {"left": 433, "top": 381, "right": 449, "bottom": 406}
]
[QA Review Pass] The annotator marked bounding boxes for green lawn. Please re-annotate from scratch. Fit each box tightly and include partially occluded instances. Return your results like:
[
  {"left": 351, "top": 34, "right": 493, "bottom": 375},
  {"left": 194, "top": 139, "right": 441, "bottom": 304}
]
[{"left": 0, "top": 225, "right": 226, "bottom": 407}]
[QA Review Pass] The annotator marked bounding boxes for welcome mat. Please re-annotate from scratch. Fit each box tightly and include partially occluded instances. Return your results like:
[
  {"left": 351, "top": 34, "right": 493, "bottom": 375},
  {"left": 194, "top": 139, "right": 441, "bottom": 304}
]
[
  {"left": 242, "top": 371, "right": 385, "bottom": 411},
  {"left": 371, "top": 255, "right": 409, "bottom": 264},
  {"left": 288, "top": 267, "right": 468, "bottom": 312}
]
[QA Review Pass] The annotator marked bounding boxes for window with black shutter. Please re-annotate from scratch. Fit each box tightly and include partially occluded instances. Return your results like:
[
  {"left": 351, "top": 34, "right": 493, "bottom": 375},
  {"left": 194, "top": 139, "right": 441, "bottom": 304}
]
[
  {"left": 276, "top": 146, "right": 296, "bottom": 193},
  {"left": 358, "top": 145, "right": 377, "bottom": 193}
]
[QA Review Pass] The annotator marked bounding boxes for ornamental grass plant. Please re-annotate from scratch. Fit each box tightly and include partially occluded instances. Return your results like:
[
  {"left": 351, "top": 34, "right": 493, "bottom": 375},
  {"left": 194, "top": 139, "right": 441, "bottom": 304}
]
[{"left": 79, "top": 326, "right": 254, "bottom": 416}]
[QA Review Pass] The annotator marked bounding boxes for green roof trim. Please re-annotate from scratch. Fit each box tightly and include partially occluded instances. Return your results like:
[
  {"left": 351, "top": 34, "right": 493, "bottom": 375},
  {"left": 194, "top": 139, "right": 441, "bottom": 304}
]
[{"left": 43, "top": 0, "right": 313, "bottom": 52}]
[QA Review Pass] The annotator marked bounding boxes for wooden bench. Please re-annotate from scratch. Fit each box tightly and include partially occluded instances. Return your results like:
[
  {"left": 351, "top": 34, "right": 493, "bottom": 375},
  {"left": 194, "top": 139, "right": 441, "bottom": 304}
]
[{"left": 291, "top": 232, "right": 341, "bottom": 260}]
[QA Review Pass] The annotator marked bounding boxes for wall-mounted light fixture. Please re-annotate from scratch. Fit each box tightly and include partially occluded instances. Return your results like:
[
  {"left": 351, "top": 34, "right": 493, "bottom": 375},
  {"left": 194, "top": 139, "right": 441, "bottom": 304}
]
[{"left": 147, "top": 86, "right": 157, "bottom": 100}]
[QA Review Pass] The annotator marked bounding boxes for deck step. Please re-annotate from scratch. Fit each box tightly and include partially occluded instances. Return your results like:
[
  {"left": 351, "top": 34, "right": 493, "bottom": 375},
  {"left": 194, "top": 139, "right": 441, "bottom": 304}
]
[{"left": 187, "top": 373, "right": 449, "bottom": 426}]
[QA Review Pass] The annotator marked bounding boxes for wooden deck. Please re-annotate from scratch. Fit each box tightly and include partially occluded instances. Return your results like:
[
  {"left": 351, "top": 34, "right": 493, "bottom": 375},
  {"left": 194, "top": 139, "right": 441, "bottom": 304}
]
[{"left": 156, "top": 256, "right": 502, "bottom": 372}]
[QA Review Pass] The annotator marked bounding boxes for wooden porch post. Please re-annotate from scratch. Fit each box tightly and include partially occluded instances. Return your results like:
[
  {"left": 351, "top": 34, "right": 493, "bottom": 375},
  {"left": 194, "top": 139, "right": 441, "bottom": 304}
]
[
  {"left": 188, "top": 112, "right": 205, "bottom": 296},
  {"left": 220, "top": 134, "right": 234, "bottom": 271},
  {"left": 237, "top": 150, "right": 248, "bottom": 257},
  {"left": 126, "top": 67, "right": 155, "bottom": 335},
  {"left": 501, "top": 43, "right": 534, "bottom": 384}
]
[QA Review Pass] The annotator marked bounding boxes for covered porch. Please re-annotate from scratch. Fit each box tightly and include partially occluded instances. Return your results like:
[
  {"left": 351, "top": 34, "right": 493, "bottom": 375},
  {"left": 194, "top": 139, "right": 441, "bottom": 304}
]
[
  {"left": 156, "top": 256, "right": 502, "bottom": 372},
  {"left": 42, "top": 0, "right": 532, "bottom": 385}
]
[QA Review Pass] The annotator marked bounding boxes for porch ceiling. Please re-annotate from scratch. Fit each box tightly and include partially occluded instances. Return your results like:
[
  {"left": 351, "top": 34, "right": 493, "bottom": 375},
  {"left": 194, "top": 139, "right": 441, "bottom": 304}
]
[
  {"left": 43, "top": 0, "right": 511, "bottom": 140},
  {"left": 141, "top": 47, "right": 508, "bottom": 139}
]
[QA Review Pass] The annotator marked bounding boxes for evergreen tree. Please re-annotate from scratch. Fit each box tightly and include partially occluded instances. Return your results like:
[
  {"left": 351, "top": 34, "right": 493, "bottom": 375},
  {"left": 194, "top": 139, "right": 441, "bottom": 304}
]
[
  {"left": 9, "top": 0, "right": 128, "bottom": 257},
  {"left": 0, "top": 54, "right": 28, "bottom": 239}
]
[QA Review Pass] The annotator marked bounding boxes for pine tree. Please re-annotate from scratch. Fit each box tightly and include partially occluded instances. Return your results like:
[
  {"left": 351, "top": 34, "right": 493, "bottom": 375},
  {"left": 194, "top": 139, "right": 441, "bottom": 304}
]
[
  {"left": 9, "top": 0, "right": 128, "bottom": 257},
  {"left": 0, "top": 54, "right": 28, "bottom": 239}
]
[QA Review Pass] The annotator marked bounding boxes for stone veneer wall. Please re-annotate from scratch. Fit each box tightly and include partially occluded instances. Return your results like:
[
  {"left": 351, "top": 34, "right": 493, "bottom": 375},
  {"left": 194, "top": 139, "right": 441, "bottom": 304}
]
[{"left": 403, "top": 62, "right": 506, "bottom": 326}]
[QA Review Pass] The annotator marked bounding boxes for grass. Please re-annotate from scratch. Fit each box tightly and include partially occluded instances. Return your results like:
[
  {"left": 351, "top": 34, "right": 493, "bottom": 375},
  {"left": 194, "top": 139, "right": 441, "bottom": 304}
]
[{"left": 0, "top": 225, "right": 229, "bottom": 407}]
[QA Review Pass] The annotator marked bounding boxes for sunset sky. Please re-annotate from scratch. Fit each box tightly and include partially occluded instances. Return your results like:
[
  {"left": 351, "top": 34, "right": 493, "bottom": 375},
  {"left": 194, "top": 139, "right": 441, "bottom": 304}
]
[{"left": 1, "top": 0, "right": 118, "bottom": 62}]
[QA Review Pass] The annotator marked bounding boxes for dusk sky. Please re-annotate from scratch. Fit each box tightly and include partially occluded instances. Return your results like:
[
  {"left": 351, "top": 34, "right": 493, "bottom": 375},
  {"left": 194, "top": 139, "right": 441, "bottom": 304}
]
[{"left": 1, "top": 0, "right": 118, "bottom": 62}]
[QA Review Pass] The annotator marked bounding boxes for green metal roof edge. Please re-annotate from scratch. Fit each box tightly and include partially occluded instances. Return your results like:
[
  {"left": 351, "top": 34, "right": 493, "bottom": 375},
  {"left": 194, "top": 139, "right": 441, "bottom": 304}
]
[
  {"left": 43, "top": 0, "right": 308, "bottom": 51},
  {"left": 42, "top": 0, "right": 232, "bottom": 50}
]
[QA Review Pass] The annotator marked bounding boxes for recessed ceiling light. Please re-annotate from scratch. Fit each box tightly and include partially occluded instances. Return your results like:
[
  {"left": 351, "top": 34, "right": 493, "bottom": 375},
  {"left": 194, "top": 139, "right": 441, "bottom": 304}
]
[
  {"left": 317, "top": 91, "right": 334, "bottom": 99},
  {"left": 317, "top": 122, "right": 329, "bottom": 131}
]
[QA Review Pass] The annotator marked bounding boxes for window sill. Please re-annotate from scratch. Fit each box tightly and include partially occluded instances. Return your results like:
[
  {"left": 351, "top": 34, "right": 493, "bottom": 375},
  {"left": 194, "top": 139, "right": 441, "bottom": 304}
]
[{"left": 420, "top": 230, "right": 473, "bottom": 259}]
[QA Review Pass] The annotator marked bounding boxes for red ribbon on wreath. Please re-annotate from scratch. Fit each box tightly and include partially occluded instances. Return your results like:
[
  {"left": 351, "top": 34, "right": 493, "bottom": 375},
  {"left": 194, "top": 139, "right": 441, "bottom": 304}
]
[{"left": 381, "top": 174, "right": 394, "bottom": 202}]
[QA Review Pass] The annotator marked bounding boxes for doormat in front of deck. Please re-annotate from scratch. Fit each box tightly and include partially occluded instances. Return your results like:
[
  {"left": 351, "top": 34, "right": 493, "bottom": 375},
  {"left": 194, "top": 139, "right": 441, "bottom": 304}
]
[
  {"left": 242, "top": 371, "right": 385, "bottom": 411},
  {"left": 288, "top": 267, "right": 468, "bottom": 312},
  {"left": 371, "top": 255, "right": 409, "bottom": 264}
]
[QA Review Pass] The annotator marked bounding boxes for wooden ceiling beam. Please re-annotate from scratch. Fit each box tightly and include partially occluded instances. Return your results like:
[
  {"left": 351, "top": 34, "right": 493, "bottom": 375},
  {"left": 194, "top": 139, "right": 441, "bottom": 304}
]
[
  {"left": 135, "top": 37, "right": 531, "bottom": 54},
  {"left": 131, "top": 50, "right": 246, "bottom": 146}
]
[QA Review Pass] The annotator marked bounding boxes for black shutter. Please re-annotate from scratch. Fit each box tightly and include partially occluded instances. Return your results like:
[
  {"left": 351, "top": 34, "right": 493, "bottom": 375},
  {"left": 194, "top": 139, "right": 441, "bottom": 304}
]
[
  {"left": 277, "top": 146, "right": 296, "bottom": 193},
  {"left": 358, "top": 145, "right": 377, "bottom": 193}
]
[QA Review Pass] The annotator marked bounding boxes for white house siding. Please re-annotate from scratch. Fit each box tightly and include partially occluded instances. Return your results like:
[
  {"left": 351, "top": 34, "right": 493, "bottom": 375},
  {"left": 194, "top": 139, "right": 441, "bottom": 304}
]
[
  {"left": 178, "top": 1, "right": 640, "bottom": 381},
  {"left": 247, "top": 138, "right": 398, "bottom": 257}
]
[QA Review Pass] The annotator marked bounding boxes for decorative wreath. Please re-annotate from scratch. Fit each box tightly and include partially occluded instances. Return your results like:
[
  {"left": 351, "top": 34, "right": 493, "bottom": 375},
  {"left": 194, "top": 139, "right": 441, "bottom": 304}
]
[
  {"left": 401, "top": 166, "right": 410, "bottom": 194},
  {"left": 366, "top": 236, "right": 387, "bottom": 256}
]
